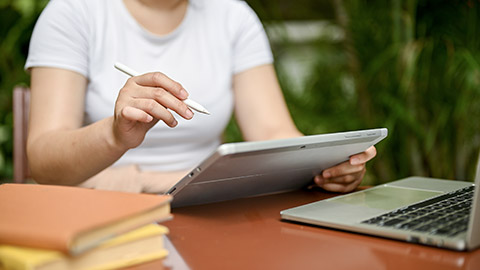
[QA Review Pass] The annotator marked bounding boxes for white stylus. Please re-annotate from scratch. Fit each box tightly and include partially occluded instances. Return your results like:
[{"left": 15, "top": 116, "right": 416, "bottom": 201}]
[{"left": 114, "top": 62, "right": 211, "bottom": 115}]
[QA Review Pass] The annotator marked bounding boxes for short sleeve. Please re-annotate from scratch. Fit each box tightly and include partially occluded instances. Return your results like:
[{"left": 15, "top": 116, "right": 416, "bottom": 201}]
[
  {"left": 230, "top": 2, "right": 273, "bottom": 74},
  {"left": 25, "top": 0, "right": 89, "bottom": 77}
]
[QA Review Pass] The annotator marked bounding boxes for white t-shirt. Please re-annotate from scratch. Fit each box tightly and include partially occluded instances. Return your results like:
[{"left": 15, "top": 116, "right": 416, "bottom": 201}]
[{"left": 26, "top": 0, "right": 273, "bottom": 172}]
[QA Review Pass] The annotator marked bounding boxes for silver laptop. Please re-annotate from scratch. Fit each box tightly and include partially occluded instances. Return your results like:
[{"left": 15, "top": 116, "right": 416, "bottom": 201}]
[
  {"left": 281, "top": 154, "right": 480, "bottom": 251},
  {"left": 167, "top": 128, "right": 388, "bottom": 208}
]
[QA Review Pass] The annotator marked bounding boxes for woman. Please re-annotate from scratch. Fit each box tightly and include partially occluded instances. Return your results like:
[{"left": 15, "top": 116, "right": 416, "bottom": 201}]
[{"left": 25, "top": 0, "right": 376, "bottom": 193}]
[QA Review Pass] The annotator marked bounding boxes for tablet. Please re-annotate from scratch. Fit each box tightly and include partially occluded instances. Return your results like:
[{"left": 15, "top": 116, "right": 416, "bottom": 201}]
[{"left": 167, "top": 128, "right": 388, "bottom": 208}]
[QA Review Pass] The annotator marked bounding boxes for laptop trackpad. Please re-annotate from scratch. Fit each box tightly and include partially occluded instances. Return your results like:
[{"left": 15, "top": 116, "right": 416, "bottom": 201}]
[{"left": 334, "top": 186, "right": 442, "bottom": 211}]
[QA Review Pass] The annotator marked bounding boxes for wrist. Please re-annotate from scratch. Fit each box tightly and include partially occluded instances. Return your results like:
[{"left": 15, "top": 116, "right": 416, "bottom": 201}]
[{"left": 103, "top": 117, "right": 130, "bottom": 155}]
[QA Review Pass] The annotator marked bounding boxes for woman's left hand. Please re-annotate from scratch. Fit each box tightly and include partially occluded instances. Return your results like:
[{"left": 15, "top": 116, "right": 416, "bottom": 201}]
[{"left": 313, "top": 146, "right": 377, "bottom": 193}]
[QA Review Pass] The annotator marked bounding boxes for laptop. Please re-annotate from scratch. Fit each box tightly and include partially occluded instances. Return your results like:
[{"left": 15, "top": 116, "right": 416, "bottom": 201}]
[
  {"left": 281, "top": 154, "right": 480, "bottom": 251},
  {"left": 167, "top": 128, "right": 388, "bottom": 208}
]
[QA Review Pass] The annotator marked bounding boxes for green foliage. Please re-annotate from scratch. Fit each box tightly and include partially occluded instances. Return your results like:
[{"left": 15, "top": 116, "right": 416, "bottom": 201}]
[
  {"left": 246, "top": 0, "right": 335, "bottom": 20},
  {"left": 277, "top": 0, "right": 480, "bottom": 184},
  {"left": 0, "top": 0, "right": 48, "bottom": 182}
]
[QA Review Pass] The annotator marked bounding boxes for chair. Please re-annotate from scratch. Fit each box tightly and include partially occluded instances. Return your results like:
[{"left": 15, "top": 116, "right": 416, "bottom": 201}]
[{"left": 13, "top": 85, "right": 31, "bottom": 183}]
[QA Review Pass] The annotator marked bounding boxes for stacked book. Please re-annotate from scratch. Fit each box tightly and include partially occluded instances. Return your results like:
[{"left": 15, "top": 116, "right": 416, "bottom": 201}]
[{"left": 0, "top": 184, "right": 172, "bottom": 270}]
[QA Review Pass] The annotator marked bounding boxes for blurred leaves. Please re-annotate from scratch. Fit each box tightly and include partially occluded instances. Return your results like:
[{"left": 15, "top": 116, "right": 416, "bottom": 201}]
[
  {"left": 0, "top": 0, "right": 48, "bottom": 182},
  {"left": 246, "top": 0, "right": 335, "bottom": 21},
  {"left": 275, "top": 0, "right": 480, "bottom": 184}
]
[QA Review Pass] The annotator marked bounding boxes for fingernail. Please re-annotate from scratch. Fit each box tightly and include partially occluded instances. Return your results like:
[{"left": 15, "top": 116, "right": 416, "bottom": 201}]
[
  {"left": 171, "top": 119, "right": 178, "bottom": 127},
  {"left": 180, "top": 89, "right": 188, "bottom": 99},
  {"left": 315, "top": 176, "right": 324, "bottom": 186},
  {"left": 185, "top": 109, "right": 193, "bottom": 119},
  {"left": 323, "top": 171, "right": 331, "bottom": 178},
  {"left": 350, "top": 157, "right": 360, "bottom": 165}
]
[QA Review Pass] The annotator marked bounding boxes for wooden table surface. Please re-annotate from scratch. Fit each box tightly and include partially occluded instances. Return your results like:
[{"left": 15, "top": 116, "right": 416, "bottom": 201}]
[{"left": 158, "top": 188, "right": 480, "bottom": 270}]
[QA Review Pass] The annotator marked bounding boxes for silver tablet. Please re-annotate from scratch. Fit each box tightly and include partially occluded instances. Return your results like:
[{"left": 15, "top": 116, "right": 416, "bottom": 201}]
[{"left": 167, "top": 128, "right": 388, "bottom": 208}]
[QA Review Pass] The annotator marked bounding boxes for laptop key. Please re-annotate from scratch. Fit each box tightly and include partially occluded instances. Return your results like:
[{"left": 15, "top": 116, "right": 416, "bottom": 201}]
[
  {"left": 398, "top": 220, "right": 423, "bottom": 229},
  {"left": 382, "top": 218, "right": 406, "bottom": 226},
  {"left": 433, "top": 227, "right": 455, "bottom": 235},
  {"left": 361, "top": 185, "right": 474, "bottom": 238},
  {"left": 413, "top": 224, "right": 434, "bottom": 232}
]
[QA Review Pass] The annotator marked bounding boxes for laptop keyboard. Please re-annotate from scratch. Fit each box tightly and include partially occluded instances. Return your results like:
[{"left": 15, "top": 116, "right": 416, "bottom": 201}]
[{"left": 361, "top": 185, "right": 474, "bottom": 237}]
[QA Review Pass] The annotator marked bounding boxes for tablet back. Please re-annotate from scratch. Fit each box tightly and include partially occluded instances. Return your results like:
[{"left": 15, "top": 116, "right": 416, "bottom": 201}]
[{"left": 167, "top": 128, "right": 388, "bottom": 208}]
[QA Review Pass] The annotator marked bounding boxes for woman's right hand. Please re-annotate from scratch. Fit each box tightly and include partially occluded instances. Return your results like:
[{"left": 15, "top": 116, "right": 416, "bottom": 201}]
[
  {"left": 112, "top": 72, "right": 194, "bottom": 149},
  {"left": 28, "top": 68, "right": 193, "bottom": 186}
]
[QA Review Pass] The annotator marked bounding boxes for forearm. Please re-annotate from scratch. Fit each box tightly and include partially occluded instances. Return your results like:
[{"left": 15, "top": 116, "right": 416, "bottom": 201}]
[
  {"left": 27, "top": 66, "right": 192, "bottom": 187},
  {"left": 27, "top": 117, "right": 127, "bottom": 186},
  {"left": 233, "top": 64, "right": 303, "bottom": 142},
  {"left": 252, "top": 127, "right": 303, "bottom": 141}
]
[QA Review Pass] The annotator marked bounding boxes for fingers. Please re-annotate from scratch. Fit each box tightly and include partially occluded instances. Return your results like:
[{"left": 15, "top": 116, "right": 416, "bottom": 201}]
[
  {"left": 315, "top": 165, "right": 365, "bottom": 186},
  {"left": 121, "top": 105, "right": 178, "bottom": 127},
  {"left": 121, "top": 106, "right": 154, "bottom": 123},
  {"left": 350, "top": 146, "right": 377, "bottom": 165},
  {"left": 315, "top": 146, "right": 376, "bottom": 193},
  {"left": 314, "top": 157, "right": 369, "bottom": 193},
  {"left": 134, "top": 72, "right": 189, "bottom": 101},
  {"left": 116, "top": 72, "right": 196, "bottom": 130},
  {"left": 322, "top": 161, "right": 365, "bottom": 181},
  {"left": 319, "top": 146, "right": 375, "bottom": 182},
  {"left": 317, "top": 176, "right": 364, "bottom": 193},
  {"left": 122, "top": 75, "right": 193, "bottom": 120},
  {"left": 314, "top": 167, "right": 366, "bottom": 193},
  {"left": 127, "top": 96, "right": 191, "bottom": 126}
]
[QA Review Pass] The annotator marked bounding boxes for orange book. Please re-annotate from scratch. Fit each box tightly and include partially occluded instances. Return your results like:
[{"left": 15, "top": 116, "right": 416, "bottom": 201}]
[{"left": 0, "top": 184, "right": 172, "bottom": 256}]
